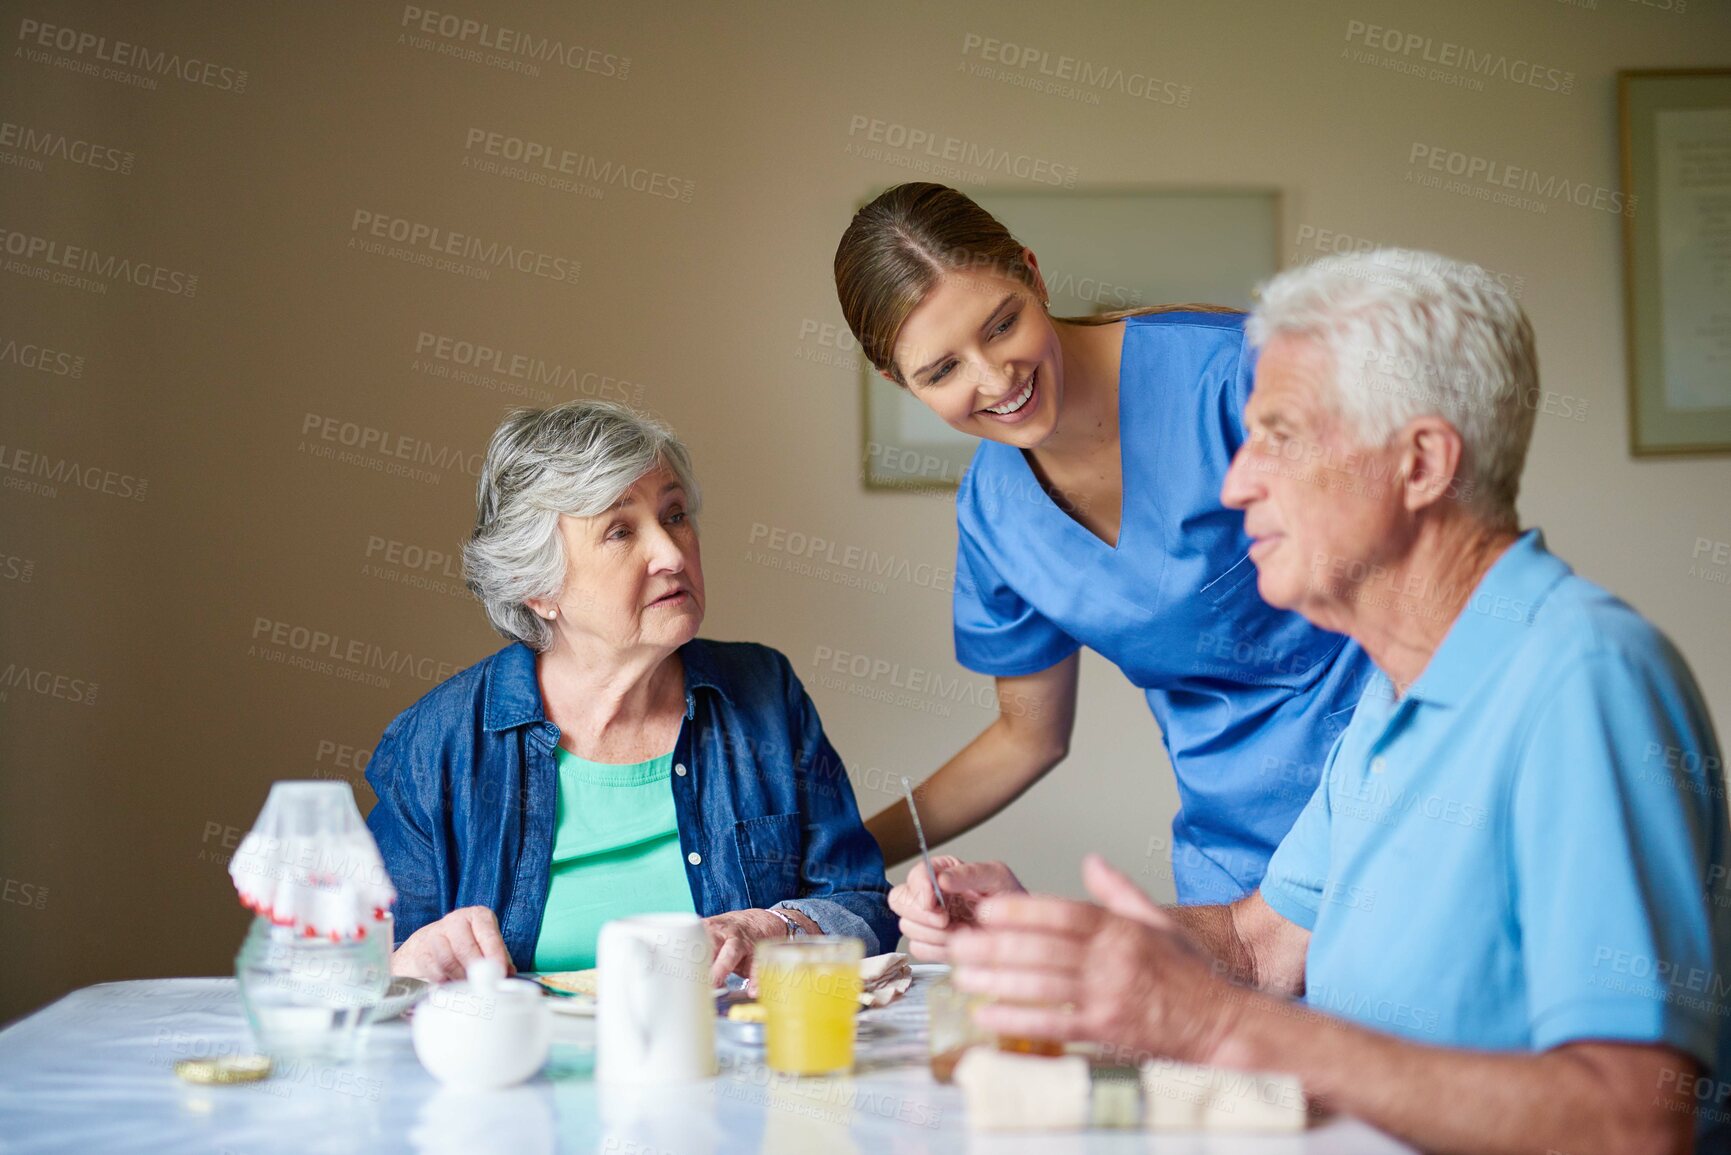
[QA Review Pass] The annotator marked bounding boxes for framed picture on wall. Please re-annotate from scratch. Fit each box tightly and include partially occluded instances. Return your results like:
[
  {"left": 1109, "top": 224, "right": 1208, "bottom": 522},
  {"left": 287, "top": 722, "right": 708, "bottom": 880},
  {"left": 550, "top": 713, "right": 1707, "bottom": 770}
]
[
  {"left": 1620, "top": 69, "right": 1731, "bottom": 456},
  {"left": 860, "top": 187, "right": 1280, "bottom": 491}
]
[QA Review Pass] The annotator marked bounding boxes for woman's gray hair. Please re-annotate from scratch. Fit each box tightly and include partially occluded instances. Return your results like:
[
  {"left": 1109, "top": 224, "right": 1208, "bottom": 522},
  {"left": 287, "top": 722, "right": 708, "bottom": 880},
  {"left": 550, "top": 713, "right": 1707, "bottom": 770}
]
[
  {"left": 463, "top": 400, "right": 702, "bottom": 652},
  {"left": 1248, "top": 248, "right": 1537, "bottom": 531}
]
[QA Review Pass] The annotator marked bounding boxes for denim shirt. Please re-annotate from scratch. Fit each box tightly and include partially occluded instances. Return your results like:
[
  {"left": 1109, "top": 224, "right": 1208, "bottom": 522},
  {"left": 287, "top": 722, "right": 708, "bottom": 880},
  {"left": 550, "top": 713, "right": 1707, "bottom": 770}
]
[{"left": 364, "top": 638, "right": 897, "bottom": 966}]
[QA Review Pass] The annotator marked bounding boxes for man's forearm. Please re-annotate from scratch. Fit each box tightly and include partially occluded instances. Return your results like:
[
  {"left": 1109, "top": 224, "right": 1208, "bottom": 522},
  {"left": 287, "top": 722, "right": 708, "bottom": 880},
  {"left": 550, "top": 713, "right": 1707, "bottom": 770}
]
[
  {"left": 1164, "top": 902, "right": 1258, "bottom": 986},
  {"left": 1216, "top": 990, "right": 1695, "bottom": 1155},
  {"left": 1164, "top": 893, "right": 1311, "bottom": 996}
]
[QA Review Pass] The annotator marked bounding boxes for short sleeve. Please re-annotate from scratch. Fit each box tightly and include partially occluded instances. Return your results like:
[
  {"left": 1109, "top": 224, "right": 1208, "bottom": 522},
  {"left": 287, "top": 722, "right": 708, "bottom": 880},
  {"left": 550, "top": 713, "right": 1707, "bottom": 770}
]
[
  {"left": 1258, "top": 737, "right": 1341, "bottom": 932},
  {"left": 952, "top": 511, "right": 1079, "bottom": 677},
  {"left": 1513, "top": 649, "right": 1721, "bottom": 1065}
]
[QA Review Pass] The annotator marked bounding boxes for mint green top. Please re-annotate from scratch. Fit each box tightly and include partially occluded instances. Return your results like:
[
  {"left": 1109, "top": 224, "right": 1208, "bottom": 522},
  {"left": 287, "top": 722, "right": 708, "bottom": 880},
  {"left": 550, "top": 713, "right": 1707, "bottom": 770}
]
[{"left": 531, "top": 746, "right": 696, "bottom": 971}]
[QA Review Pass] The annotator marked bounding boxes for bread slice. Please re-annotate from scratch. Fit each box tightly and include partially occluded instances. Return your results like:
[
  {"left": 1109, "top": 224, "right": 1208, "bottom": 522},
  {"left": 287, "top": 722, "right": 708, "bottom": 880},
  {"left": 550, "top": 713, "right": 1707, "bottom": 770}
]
[{"left": 535, "top": 968, "right": 598, "bottom": 997}]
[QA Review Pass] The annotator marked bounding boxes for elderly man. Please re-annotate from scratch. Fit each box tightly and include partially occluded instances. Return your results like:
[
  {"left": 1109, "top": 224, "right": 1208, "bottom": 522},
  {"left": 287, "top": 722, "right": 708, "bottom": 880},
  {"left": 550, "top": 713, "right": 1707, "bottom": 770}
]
[{"left": 895, "top": 250, "right": 1729, "bottom": 1154}]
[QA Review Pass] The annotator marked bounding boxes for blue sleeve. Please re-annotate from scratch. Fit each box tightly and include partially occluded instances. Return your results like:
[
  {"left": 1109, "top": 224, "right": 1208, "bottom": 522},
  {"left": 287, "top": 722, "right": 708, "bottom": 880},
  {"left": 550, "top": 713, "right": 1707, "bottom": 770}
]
[
  {"left": 363, "top": 719, "right": 445, "bottom": 947},
  {"left": 1258, "top": 735, "right": 1342, "bottom": 932},
  {"left": 952, "top": 513, "right": 1079, "bottom": 677},
  {"left": 1513, "top": 649, "right": 1722, "bottom": 1065},
  {"left": 774, "top": 656, "right": 898, "bottom": 954}
]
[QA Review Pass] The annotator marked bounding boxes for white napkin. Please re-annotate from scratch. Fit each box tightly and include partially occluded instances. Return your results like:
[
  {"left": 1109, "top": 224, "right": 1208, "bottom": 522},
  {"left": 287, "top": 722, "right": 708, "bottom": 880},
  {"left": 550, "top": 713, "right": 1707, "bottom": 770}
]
[
  {"left": 955, "top": 1048, "right": 1092, "bottom": 1130},
  {"left": 1142, "top": 1058, "right": 1305, "bottom": 1132},
  {"left": 228, "top": 781, "right": 395, "bottom": 942},
  {"left": 953, "top": 1049, "right": 1307, "bottom": 1132},
  {"left": 857, "top": 951, "right": 913, "bottom": 1006}
]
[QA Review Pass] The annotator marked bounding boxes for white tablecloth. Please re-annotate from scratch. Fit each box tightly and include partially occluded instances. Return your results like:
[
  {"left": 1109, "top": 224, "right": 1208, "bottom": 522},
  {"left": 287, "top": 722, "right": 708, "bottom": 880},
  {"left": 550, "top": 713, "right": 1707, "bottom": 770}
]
[{"left": 0, "top": 972, "right": 1416, "bottom": 1154}]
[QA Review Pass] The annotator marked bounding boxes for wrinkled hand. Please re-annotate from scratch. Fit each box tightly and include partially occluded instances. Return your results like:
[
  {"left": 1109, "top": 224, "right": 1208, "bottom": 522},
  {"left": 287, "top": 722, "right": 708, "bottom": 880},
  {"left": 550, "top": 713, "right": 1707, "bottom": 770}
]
[
  {"left": 888, "top": 855, "right": 1026, "bottom": 962},
  {"left": 702, "top": 909, "right": 790, "bottom": 988},
  {"left": 390, "top": 906, "right": 515, "bottom": 984},
  {"left": 948, "top": 854, "right": 1240, "bottom": 1064}
]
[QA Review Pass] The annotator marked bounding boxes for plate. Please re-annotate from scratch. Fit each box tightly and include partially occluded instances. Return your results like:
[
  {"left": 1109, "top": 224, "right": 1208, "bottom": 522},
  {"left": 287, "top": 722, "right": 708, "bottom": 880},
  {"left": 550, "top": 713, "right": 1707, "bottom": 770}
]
[
  {"left": 547, "top": 993, "right": 598, "bottom": 1017},
  {"left": 528, "top": 970, "right": 733, "bottom": 1016},
  {"left": 371, "top": 976, "right": 430, "bottom": 1022}
]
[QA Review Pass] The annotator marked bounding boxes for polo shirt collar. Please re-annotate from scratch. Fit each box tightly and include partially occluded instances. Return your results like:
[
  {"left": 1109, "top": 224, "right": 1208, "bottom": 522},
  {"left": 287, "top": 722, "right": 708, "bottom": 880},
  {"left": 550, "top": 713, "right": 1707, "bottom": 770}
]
[
  {"left": 1403, "top": 529, "right": 1572, "bottom": 708},
  {"left": 481, "top": 638, "right": 731, "bottom": 732}
]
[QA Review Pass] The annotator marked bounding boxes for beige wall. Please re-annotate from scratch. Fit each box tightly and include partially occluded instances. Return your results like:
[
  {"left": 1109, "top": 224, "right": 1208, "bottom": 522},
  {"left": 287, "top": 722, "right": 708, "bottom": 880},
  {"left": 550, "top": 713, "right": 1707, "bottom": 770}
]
[{"left": 3, "top": 0, "right": 1728, "bottom": 1024}]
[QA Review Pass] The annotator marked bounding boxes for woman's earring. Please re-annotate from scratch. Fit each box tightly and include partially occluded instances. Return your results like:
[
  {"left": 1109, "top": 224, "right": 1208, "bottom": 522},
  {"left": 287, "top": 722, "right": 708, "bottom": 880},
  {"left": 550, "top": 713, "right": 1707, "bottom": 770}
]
[{"left": 546, "top": 609, "right": 557, "bottom": 620}]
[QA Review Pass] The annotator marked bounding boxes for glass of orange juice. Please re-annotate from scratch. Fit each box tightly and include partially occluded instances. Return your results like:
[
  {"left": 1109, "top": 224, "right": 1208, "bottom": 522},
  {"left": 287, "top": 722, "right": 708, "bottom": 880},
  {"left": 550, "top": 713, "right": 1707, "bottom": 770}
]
[{"left": 756, "top": 936, "right": 864, "bottom": 1076}]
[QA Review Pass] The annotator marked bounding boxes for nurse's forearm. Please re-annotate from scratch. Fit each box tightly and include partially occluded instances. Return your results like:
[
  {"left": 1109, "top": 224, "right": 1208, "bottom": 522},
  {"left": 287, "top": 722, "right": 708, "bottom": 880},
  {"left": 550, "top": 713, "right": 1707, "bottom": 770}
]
[
  {"left": 866, "top": 655, "right": 1079, "bottom": 866},
  {"left": 865, "top": 716, "right": 1069, "bottom": 865}
]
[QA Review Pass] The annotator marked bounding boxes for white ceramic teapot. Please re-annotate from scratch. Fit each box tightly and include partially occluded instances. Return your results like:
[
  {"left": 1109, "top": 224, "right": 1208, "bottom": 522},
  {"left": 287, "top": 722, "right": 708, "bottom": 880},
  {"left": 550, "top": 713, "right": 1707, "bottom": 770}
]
[{"left": 411, "top": 958, "right": 551, "bottom": 1090}]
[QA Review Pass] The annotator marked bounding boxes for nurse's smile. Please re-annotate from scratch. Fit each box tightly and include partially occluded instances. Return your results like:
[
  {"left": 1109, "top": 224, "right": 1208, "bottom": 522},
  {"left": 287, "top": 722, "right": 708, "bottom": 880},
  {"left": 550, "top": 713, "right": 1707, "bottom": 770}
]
[{"left": 976, "top": 368, "right": 1039, "bottom": 424}]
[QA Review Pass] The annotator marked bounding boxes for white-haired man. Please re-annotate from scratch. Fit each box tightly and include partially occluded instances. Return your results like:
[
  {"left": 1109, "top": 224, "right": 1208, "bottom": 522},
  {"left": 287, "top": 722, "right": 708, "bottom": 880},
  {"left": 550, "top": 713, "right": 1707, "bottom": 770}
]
[{"left": 900, "top": 250, "right": 1729, "bottom": 1153}]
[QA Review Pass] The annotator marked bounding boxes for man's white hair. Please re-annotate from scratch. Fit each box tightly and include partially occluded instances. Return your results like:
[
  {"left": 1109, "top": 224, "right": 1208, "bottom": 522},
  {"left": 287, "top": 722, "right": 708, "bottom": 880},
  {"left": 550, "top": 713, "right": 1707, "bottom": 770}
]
[{"left": 1247, "top": 248, "right": 1538, "bottom": 530}]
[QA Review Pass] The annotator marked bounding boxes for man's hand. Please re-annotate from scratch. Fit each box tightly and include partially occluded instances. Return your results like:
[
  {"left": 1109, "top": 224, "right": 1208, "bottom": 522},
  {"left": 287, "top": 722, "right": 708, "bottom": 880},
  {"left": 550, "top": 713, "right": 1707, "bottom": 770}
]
[
  {"left": 390, "top": 906, "right": 515, "bottom": 984},
  {"left": 888, "top": 855, "right": 1026, "bottom": 961},
  {"left": 702, "top": 909, "right": 795, "bottom": 988},
  {"left": 949, "top": 854, "right": 1241, "bottom": 1063}
]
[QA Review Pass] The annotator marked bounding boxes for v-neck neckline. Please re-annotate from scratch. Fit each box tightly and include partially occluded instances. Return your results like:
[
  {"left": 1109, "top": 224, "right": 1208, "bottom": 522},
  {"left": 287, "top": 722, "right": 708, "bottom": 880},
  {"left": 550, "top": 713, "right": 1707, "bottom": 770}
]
[{"left": 1014, "top": 320, "right": 1131, "bottom": 554}]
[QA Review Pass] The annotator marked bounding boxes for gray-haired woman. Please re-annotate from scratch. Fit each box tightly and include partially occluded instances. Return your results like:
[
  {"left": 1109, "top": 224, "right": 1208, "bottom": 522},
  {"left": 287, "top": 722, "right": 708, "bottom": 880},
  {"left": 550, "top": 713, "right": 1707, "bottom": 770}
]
[{"left": 365, "top": 401, "right": 896, "bottom": 985}]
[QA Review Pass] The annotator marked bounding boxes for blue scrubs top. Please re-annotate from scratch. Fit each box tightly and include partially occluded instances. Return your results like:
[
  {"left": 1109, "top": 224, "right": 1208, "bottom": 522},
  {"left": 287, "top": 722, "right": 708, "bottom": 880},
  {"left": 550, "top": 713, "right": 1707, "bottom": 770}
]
[{"left": 953, "top": 311, "right": 1375, "bottom": 903}]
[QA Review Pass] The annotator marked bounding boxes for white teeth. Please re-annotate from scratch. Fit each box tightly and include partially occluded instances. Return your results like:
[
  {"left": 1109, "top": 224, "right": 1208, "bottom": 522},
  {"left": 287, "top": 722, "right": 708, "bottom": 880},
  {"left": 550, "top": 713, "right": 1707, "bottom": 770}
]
[{"left": 985, "top": 377, "right": 1035, "bottom": 415}]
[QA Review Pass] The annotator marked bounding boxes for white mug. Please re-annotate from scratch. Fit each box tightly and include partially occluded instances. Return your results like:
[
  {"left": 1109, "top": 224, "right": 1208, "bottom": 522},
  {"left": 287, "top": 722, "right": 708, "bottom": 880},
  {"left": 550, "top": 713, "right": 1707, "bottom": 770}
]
[{"left": 596, "top": 912, "right": 716, "bottom": 1084}]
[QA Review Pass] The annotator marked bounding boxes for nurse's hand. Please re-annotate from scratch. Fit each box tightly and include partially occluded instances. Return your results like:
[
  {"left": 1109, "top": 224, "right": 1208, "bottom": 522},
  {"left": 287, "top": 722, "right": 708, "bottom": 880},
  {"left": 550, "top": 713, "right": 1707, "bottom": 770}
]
[
  {"left": 390, "top": 906, "right": 516, "bottom": 984},
  {"left": 889, "top": 855, "right": 1025, "bottom": 962}
]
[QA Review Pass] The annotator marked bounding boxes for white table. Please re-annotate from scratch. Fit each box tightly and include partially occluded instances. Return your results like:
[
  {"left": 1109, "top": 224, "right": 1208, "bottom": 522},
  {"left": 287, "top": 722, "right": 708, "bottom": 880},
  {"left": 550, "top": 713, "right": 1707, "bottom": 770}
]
[{"left": 0, "top": 972, "right": 1416, "bottom": 1154}]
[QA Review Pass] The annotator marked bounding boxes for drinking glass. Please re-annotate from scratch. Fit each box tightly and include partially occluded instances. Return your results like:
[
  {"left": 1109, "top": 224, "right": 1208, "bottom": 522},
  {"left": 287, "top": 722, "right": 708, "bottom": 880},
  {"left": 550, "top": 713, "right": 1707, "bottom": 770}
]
[{"left": 755, "top": 936, "right": 864, "bottom": 1076}]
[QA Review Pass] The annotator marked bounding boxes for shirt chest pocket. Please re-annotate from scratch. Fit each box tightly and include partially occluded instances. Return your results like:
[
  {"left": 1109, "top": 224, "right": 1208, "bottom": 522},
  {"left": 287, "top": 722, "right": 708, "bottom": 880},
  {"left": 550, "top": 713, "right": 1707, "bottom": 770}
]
[
  {"left": 732, "top": 812, "right": 803, "bottom": 909},
  {"left": 1199, "top": 553, "right": 1335, "bottom": 686}
]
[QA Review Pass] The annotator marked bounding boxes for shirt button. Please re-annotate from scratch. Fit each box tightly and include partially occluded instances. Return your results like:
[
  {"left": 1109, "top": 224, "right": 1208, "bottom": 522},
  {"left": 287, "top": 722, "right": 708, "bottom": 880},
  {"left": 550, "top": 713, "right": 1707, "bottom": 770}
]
[
  {"left": 687, "top": 852, "right": 702, "bottom": 866},
  {"left": 1370, "top": 757, "right": 1387, "bottom": 774},
  {"left": 674, "top": 763, "right": 687, "bottom": 777}
]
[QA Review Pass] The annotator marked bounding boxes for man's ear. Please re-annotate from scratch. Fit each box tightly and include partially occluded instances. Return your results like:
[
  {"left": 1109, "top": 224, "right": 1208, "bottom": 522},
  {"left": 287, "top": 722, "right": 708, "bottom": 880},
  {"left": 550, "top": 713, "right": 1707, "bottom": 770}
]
[{"left": 1398, "top": 417, "right": 1465, "bottom": 512}]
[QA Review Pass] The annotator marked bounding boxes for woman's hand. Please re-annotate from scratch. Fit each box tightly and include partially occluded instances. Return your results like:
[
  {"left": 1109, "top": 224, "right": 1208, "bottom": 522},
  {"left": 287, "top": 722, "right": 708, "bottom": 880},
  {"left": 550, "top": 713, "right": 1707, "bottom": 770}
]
[
  {"left": 389, "top": 906, "right": 516, "bottom": 984},
  {"left": 702, "top": 909, "right": 803, "bottom": 988},
  {"left": 888, "top": 855, "right": 1026, "bottom": 962}
]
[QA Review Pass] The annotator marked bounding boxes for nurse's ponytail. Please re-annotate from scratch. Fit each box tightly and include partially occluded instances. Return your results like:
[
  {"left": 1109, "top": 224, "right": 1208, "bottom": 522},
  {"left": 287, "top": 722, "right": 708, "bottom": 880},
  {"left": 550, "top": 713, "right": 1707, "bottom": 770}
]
[{"left": 834, "top": 183, "right": 1239, "bottom": 385}]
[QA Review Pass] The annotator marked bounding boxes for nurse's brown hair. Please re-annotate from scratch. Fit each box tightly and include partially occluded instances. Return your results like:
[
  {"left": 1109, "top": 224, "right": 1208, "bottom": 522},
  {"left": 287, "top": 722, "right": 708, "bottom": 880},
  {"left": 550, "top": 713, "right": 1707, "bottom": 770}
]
[{"left": 834, "top": 183, "right": 1240, "bottom": 385}]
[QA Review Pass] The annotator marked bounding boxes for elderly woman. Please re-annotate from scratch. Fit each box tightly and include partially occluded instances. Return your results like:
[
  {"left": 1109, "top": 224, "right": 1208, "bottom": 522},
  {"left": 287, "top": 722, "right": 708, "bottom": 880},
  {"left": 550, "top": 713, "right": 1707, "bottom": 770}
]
[{"left": 366, "top": 401, "right": 896, "bottom": 985}]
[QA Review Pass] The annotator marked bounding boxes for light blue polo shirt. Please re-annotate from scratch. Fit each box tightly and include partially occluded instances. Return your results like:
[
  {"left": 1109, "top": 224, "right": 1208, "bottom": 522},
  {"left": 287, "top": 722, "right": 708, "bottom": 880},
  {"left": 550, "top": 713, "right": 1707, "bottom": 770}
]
[{"left": 1262, "top": 531, "right": 1730, "bottom": 1129}]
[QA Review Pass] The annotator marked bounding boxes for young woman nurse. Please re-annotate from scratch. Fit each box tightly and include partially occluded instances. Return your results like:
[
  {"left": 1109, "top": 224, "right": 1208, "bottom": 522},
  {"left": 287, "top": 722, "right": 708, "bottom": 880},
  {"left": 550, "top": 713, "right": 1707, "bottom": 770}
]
[{"left": 832, "top": 183, "right": 1374, "bottom": 928}]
